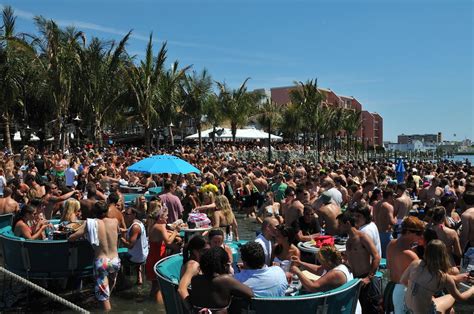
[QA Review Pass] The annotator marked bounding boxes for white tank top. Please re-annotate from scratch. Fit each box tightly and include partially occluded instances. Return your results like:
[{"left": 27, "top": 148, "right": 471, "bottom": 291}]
[
  {"left": 127, "top": 220, "right": 149, "bottom": 263},
  {"left": 332, "top": 264, "right": 362, "bottom": 314}
]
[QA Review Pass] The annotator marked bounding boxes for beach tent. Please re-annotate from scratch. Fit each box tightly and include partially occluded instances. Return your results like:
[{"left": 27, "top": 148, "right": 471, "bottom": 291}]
[
  {"left": 185, "top": 127, "right": 282, "bottom": 141},
  {"left": 13, "top": 131, "right": 40, "bottom": 142}
]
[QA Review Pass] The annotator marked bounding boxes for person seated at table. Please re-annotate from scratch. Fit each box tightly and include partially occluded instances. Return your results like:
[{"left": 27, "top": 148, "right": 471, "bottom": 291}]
[
  {"left": 60, "top": 198, "right": 82, "bottom": 224},
  {"left": 208, "top": 228, "right": 234, "bottom": 266},
  {"left": 12, "top": 205, "right": 51, "bottom": 240},
  {"left": 272, "top": 225, "right": 300, "bottom": 270},
  {"left": 145, "top": 206, "right": 182, "bottom": 302},
  {"left": 189, "top": 247, "right": 254, "bottom": 313},
  {"left": 401, "top": 239, "right": 474, "bottom": 314},
  {"left": 290, "top": 246, "right": 361, "bottom": 313},
  {"left": 235, "top": 241, "right": 288, "bottom": 297},
  {"left": 212, "top": 195, "right": 239, "bottom": 241},
  {"left": 178, "top": 235, "right": 209, "bottom": 308},
  {"left": 292, "top": 205, "right": 321, "bottom": 243}
]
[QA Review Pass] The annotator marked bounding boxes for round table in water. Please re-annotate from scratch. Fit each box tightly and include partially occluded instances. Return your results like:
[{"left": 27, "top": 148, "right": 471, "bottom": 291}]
[
  {"left": 180, "top": 227, "right": 212, "bottom": 242},
  {"left": 297, "top": 241, "right": 346, "bottom": 254}
]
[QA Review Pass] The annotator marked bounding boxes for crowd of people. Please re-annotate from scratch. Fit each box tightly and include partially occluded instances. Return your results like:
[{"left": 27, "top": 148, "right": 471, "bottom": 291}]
[{"left": 1, "top": 143, "right": 474, "bottom": 313}]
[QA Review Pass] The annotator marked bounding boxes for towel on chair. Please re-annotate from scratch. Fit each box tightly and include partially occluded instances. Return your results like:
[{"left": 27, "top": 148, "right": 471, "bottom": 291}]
[{"left": 86, "top": 218, "right": 100, "bottom": 247}]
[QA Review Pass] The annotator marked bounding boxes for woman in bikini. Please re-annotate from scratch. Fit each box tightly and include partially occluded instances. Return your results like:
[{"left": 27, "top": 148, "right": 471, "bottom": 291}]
[
  {"left": 212, "top": 195, "right": 239, "bottom": 241},
  {"left": 401, "top": 239, "right": 474, "bottom": 314},
  {"left": 190, "top": 247, "right": 253, "bottom": 313}
]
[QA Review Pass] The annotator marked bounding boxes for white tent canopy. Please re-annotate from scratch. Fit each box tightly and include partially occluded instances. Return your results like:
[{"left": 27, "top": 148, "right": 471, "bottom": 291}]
[
  {"left": 186, "top": 127, "right": 282, "bottom": 141},
  {"left": 13, "top": 131, "right": 40, "bottom": 142}
]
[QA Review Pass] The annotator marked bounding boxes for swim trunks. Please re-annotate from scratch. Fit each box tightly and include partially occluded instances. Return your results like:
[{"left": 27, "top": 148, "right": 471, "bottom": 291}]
[
  {"left": 94, "top": 256, "right": 121, "bottom": 301},
  {"left": 392, "top": 283, "right": 407, "bottom": 314}
]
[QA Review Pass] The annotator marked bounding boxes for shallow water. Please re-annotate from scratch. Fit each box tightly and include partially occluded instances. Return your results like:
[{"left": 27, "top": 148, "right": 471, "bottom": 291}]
[
  {"left": 0, "top": 213, "right": 259, "bottom": 312},
  {"left": 110, "top": 213, "right": 259, "bottom": 312}
]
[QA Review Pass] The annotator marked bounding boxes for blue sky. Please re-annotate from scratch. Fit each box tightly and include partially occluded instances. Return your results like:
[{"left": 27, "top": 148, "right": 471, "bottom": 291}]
[{"left": 2, "top": 0, "right": 473, "bottom": 142}]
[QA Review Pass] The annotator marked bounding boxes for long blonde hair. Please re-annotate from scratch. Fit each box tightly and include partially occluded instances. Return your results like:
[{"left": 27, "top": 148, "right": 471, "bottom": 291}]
[
  {"left": 215, "top": 195, "right": 234, "bottom": 224},
  {"left": 424, "top": 239, "right": 451, "bottom": 276},
  {"left": 61, "top": 198, "right": 80, "bottom": 222}
]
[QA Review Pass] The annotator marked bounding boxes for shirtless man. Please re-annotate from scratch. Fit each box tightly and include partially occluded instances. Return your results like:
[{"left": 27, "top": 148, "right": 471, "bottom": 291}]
[
  {"left": 460, "top": 191, "right": 474, "bottom": 252},
  {"left": 69, "top": 201, "right": 120, "bottom": 311},
  {"left": 419, "top": 177, "right": 444, "bottom": 207},
  {"left": 24, "top": 174, "right": 46, "bottom": 200},
  {"left": 107, "top": 192, "right": 127, "bottom": 232},
  {"left": 351, "top": 181, "right": 374, "bottom": 208},
  {"left": 80, "top": 183, "right": 99, "bottom": 219},
  {"left": 373, "top": 188, "right": 397, "bottom": 258},
  {"left": 43, "top": 184, "right": 77, "bottom": 219},
  {"left": 431, "top": 206, "right": 462, "bottom": 265},
  {"left": 393, "top": 184, "right": 412, "bottom": 236},
  {"left": 337, "top": 211, "right": 381, "bottom": 314},
  {"left": 283, "top": 186, "right": 305, "bottom": 227},
  {"left": 334, "top": 177, "right": 349, "bottom": 208},
  {"left": 386, "top": 216, "right": 424, "bottom": 314},
  {"left": 0, "top": 187, "right": 20, "bottom": 214},
  {"left": 252, "top": 170, "right": 268, "bottom": 193},
  {"left": 314, "top": 192, "right": 341, "bottom": 235}
]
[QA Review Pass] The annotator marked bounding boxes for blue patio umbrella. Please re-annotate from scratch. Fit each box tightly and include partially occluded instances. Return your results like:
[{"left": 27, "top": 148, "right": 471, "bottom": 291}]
[
  {"left": 396, "top": 158, "right": 405, "bottom": 183},
  {"left": 127, "top": 155, "right": 200, "bottom": 175}
]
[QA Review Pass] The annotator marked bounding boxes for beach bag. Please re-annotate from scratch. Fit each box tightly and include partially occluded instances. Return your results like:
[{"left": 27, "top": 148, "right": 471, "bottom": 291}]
[
  {"left": 187, "top": 212, "right": 211, "bottom": 229},
  {"left": 312, "top": 235, "right": 335, "bottom": 248}
]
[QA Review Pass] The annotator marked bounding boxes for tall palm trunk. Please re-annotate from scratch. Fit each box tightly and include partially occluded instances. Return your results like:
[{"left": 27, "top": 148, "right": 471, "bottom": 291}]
[
  {"left": 3, "top": 112, "right": 12, "bottom": 152},
  {"left": 197, "top": 121, "right": 202, "bottom": 151},
  {"left": 144, "top": 125, "right": 151, "bottom": 152},
  {"left": 169, "top": 125, "right": 174, "bottom": 147},
  {"left": 267, "top": 120, "right": 272, "bottom": 162}
]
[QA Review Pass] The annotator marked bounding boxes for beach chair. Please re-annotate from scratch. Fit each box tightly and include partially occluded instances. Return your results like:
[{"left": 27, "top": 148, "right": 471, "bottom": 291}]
[
  {"left": 155, "top": 254, "right": 186, "bottom": 314},
  {"left": 250, "top": 291, "right": 326, "bottom": 313},
  {"left": 0, "top": 213, "right": 13, "bottom": 229},
  {"left": 248, "top": 279, "right": 361, "bottom": 314},
  {"left": 321, "top": 279, "right": 362, "bottom": 314}
]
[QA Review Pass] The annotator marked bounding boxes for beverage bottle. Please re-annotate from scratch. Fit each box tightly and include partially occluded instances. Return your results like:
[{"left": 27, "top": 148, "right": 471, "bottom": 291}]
[{"left": 227, "top": 226, "right": 233, "bottom": 242}]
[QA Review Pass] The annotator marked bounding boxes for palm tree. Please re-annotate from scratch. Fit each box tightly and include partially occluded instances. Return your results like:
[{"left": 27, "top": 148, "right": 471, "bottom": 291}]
[
  {"left": 217, "top": 78, "right": 260, "bottom": 143},
  {"left": 34, "top": 16, "right": 85, "bottom": 150},
  {"left": 256, "top": 99, "right": 282, "bottom": 162},
  {"left": 127, "top": 34, "right": 166, "bottom": 151},
  {"left": 79, "top": 32, "right": 131, "bottom": 146},
  {"left": 155, "top": 61, "right": 190, "bottom": 147},
  {"left": 182, "top": 69, "right": 213, "bottom": 151},
  {"left": 342, "top": 109, "right": 362, "bottom": 159},
  {"left": 204, "top": 92, "right": 224, "bottom": 148},
  {"left": 280, "top": 102, "right": 303, "bottom": 141},
  {"left": 0, "top": 6, "right": 34, "bottom": 151},
  {"left": 327, "top": 105, "right": 345, "bottom": 160},
  {"left": 289, "top": 79, "right": 325, "bottom": 156}
]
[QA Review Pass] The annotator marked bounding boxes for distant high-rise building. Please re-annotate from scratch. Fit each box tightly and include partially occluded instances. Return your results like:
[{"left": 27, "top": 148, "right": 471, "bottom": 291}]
[
  {"left": 398, "top": 133, "right": 441, "bottom": 144},
  {"left": 257, "top": 85, "right": 383, "bottom": 147}
]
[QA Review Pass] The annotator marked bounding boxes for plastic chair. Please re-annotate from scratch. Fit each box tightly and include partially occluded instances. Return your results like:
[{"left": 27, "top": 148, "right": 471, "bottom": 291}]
[
  {"left": 0, "top": 213, "right": 13, "bottom": 229},
  {"left": 155, "top": 254, "right": 186, "bottom": 314}
]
